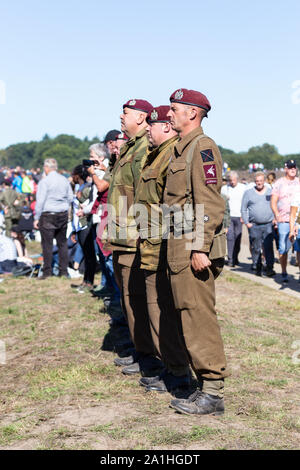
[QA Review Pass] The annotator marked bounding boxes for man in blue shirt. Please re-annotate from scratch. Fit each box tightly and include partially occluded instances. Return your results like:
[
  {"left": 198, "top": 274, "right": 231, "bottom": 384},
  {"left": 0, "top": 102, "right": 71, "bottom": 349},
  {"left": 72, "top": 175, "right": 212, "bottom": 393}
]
[
  {"left": 241, "top": 172, "right": 275, "bottom": 276},
  {"left": 34, "top": 158, "right": 73, "bottom": 279},
  {"left": 12, "top": 172, "right": 23, "bottom": 193}
]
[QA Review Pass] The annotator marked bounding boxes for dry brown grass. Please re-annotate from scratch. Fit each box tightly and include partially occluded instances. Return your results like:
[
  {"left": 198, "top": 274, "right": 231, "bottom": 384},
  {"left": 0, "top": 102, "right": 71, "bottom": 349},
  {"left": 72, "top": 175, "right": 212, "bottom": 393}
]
[{"left": 0, "top": 266, "right": 299, "bottom": 450}]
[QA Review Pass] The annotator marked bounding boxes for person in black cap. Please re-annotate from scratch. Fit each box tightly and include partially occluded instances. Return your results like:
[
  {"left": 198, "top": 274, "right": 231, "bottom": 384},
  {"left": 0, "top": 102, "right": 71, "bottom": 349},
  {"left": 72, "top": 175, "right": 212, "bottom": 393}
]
[
  {"left": 103, "top": 129, "right": 122, "bottom": 172},
  {"left": 114, "top": 132, "right": 128, "bottom": 158},
  {"left": 271, "top": 159, "right": 299, "bottom": 283},
  {"left": 104, "top": 130, "right": 121, "bottom": 156}
]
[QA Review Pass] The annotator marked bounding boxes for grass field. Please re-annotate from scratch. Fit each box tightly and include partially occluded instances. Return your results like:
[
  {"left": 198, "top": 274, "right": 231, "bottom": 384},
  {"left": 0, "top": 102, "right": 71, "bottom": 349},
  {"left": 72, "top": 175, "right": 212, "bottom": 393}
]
[{"left": 0, "top": 248, "right": 299, "bottom": 450}]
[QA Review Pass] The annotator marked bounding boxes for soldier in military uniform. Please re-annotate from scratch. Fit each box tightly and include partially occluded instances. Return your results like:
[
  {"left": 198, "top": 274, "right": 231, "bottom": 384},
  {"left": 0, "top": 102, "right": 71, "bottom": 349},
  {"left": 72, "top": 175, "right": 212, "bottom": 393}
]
[
  {"left": 104, "top": 99, "right": 162, "bottom": 377},
  {"left": 163, "top": 88, "right": 228, "bottom": 415},
  {"left": 0, "top": 180, "right": 23, "bottom": 236},
  {"left": 134, "top": 106, "right": 190, "bottom": 393}
]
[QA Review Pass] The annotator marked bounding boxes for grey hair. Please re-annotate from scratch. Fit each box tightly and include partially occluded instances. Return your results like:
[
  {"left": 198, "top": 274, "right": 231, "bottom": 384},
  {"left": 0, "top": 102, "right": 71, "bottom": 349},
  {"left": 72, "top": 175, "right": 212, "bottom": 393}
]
[
  {"left": 44, "top": 158, "right": 58, "bottom": 170},
  {"left": 229, "top": 170, "right": 238, "bottom": 179},
  {"left": 89, "top": 143, "right": 109, "bottom": 159},
  {"left": 254, "top": 171, "right": 265, "bottom": 179}
]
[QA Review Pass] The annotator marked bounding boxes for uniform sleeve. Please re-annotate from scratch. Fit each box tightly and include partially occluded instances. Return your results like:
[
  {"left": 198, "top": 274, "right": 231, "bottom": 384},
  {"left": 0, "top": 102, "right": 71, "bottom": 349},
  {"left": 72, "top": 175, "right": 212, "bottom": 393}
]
[
  {"left": 191, "top": 138, "right": 225, "bottom": 252},
  {"left": 156, "top": 154, "right": 171, "bottom": 196},
  {"left": 103, "top": 167, "right": 112, "bottom": 184}
]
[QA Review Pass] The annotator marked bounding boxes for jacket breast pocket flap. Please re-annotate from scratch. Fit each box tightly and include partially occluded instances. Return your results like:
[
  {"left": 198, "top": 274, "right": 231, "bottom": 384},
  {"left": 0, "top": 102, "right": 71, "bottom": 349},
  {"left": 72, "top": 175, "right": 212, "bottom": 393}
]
[
  {"left": 169, "top": 161, "right": 186, "bottom": 174},
  {"left": 142, "top": 168, "right": 160, "bottom": 181},
  {"left": 119, "top": 157, "right": 129, "bottom": 167}
]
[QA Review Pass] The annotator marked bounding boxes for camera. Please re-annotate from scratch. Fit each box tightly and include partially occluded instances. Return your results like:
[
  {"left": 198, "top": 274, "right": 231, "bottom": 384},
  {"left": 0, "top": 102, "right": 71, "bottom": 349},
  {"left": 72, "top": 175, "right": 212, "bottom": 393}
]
[{"left": 82, "top": 159, "right": 95, "bottom": 167}]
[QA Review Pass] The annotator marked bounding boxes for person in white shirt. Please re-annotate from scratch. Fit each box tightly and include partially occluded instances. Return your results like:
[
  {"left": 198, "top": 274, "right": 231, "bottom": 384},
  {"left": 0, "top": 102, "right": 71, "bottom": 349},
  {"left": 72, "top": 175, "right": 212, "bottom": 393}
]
[
  {"left": 221, "top": 171, "right": 247, "bottom": 266},
  {"left": 0, "top": 230, "right": 18, "bottom": 273}
]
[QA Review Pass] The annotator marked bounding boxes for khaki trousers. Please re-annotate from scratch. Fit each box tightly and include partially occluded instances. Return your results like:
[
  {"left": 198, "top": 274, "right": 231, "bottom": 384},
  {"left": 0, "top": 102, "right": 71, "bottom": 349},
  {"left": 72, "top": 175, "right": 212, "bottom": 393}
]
[
  {"left": 144, "top": 270, "right": 189, "bottom": 376},
  {"left": 112, "top": 251, "right": 155, "bottom": 356},
  {"left": 169, "top": 259, "right": 228, "bottom": 381}
]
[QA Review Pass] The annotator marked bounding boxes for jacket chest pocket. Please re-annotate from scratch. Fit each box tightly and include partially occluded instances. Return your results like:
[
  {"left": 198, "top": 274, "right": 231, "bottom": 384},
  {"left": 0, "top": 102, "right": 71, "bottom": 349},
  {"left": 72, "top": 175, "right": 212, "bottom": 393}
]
[
  {"left": 115, "top": 157, "right": 133, "bottom": 187},
  {"left": 166, "top": 161, "right": 186, "bottom": 196},
  {"left": 139, "top": 168, "right": 160, "bottom": 203}
]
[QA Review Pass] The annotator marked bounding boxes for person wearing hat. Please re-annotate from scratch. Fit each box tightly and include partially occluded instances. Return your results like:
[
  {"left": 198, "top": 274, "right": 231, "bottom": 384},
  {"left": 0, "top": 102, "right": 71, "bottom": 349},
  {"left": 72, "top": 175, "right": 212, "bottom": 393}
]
[
  {"left": 134, "top": 106, "right": 190, "bottom": 393},
  {"left": 105, "top": 99, "right": 163, "bottom": 377},
  {"left": 104, "top": 129, "right": 121, "bottom": 155},
  {"left": 271, "top": 160, "right": 299, "bottom": 283},
  {"left": 114, "top": 132, "right": 128, "bottom": 158},
  {"left": 163, "top": 88, "right": 228, "bottom": 415},
  {"left": 103, "top": 130, "right": 128, "bottom": 176}
]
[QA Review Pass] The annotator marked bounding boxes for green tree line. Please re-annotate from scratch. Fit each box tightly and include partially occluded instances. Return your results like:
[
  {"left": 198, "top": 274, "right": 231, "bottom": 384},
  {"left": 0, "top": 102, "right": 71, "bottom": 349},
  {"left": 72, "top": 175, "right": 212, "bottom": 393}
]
[
  {"left": 0, "top": 134, "right": 100, "bottom": 171},
  {"left": 0, "top": 134, "right": 299, "bottom": 171},
  {"left": 220, "top": 143, "right": 299, "bottom": 170}
]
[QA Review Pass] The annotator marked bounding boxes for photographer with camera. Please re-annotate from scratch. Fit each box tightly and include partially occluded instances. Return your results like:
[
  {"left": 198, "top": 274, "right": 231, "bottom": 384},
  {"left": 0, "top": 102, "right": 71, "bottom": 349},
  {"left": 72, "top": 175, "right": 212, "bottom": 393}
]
[{"left": 72, "top": 144, "right": 109, "bottom": 293}]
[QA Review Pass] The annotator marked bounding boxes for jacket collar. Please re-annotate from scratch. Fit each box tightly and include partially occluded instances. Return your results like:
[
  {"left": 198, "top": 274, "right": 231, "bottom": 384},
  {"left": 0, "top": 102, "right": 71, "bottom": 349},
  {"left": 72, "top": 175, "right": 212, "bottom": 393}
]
[
  {"left": 175, "top": 126, "right": 204, "bottom": 156},
  {"left": 120, "top": 128, "right": 147, "bottom": 157},
  {"left": 148, "top": 135, "right": 178, "bottom": 161}
]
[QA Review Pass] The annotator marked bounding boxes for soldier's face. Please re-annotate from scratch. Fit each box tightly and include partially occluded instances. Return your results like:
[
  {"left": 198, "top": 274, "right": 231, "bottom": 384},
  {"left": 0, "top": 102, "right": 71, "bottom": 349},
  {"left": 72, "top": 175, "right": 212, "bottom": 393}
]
[
  {"left": 120, "top": 107, "right": 139, "bottom": 138},
  {"left": 167, "top": 103, "right": 187, "bottom": 132},
  {"left": 146, "top": 122, "right": 164, "bottom": 148}
]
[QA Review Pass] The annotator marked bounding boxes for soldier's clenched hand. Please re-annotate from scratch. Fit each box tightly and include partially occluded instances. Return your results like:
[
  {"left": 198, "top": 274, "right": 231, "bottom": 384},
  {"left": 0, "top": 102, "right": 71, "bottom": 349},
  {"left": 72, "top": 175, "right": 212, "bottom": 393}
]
[{"left": 191, "top": 252, "right": 211, "bottom": 272}]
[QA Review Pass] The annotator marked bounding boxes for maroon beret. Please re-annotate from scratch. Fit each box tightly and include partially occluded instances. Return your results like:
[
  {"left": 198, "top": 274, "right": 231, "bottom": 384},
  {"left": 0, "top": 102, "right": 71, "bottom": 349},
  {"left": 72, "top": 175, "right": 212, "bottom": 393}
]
[
  {"left": 123, "top": 99, "right": 153, "bottom": 114},
  {"left": 147, "top": 105, "right": 171, "bottom": 124},
  {"left": 169, "top": 88, "right": 211, "bottom": 112}
]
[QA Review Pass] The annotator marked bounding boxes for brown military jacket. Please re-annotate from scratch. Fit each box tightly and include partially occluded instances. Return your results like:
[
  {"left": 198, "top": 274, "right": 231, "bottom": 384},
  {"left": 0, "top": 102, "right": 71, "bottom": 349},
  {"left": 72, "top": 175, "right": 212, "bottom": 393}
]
[
  {"left": 164, "top": 126, "right": 225, "bottom": 273},
  {"left": 135, "top": 135, "right": 178, "bottom": 271},
  {"left": 0, "top": 188, "right": 23, "bottom": 221},
  {"left": 105, "top": 128, "right": 149, "bottom": 251}
]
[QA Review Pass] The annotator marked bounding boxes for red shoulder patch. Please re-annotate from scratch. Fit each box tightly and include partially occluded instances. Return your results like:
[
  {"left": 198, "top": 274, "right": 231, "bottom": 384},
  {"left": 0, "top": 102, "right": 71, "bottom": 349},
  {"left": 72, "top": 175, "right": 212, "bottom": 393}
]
[{"left": 204, "top": 164, "right": 217, "bottom": 184}]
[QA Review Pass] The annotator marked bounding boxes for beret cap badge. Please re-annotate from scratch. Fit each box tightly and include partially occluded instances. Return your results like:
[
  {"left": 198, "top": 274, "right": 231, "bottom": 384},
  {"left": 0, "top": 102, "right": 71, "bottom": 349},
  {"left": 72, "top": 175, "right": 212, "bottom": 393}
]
[
  {"left": 129, "top": 99, "right": 136, "bottom": 106},
  {"left": 150, "top": 110, "right": 158, "bottom": 120},
  {"left": 174, "top": 89, "right": 184, "bottom": 100}
]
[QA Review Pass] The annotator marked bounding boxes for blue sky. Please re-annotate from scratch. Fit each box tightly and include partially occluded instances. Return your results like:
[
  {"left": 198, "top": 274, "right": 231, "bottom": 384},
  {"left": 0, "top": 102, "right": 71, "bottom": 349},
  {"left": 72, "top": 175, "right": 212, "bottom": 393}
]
[{"left": 0, "top": 0, "right": 299, "bottom": 154}]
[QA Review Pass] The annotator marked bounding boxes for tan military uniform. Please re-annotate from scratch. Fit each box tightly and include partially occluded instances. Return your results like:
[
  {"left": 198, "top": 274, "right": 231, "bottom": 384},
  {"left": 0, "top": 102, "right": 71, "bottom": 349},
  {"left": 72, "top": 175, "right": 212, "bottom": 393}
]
[
  {"left": 105, "top": 128, "right": 149, "bottom": 251},
  {"left": 164, "top": 126, "right": 228, "bottom": 392},
  {"left": 0, "top": 188, "right": 23, "bottom": 236},
  {"left": 135, "top": 136, "right": 189, "bottom": 376},
  {"left": 105, "top": 128, "right": 155, "bottom": 357}
]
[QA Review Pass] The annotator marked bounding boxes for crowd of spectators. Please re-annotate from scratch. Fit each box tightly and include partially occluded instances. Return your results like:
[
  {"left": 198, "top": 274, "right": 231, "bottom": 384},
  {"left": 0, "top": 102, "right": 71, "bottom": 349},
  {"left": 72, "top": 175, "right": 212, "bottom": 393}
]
[
  {"left": 0, "top": 131, "right": 126, "bottom": 308},
  {"left": 222, "top": 159, "right": 300, "bottom": 283},
  {"left": 1, "top": 148, "right": 300, "bottom": 287}
]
